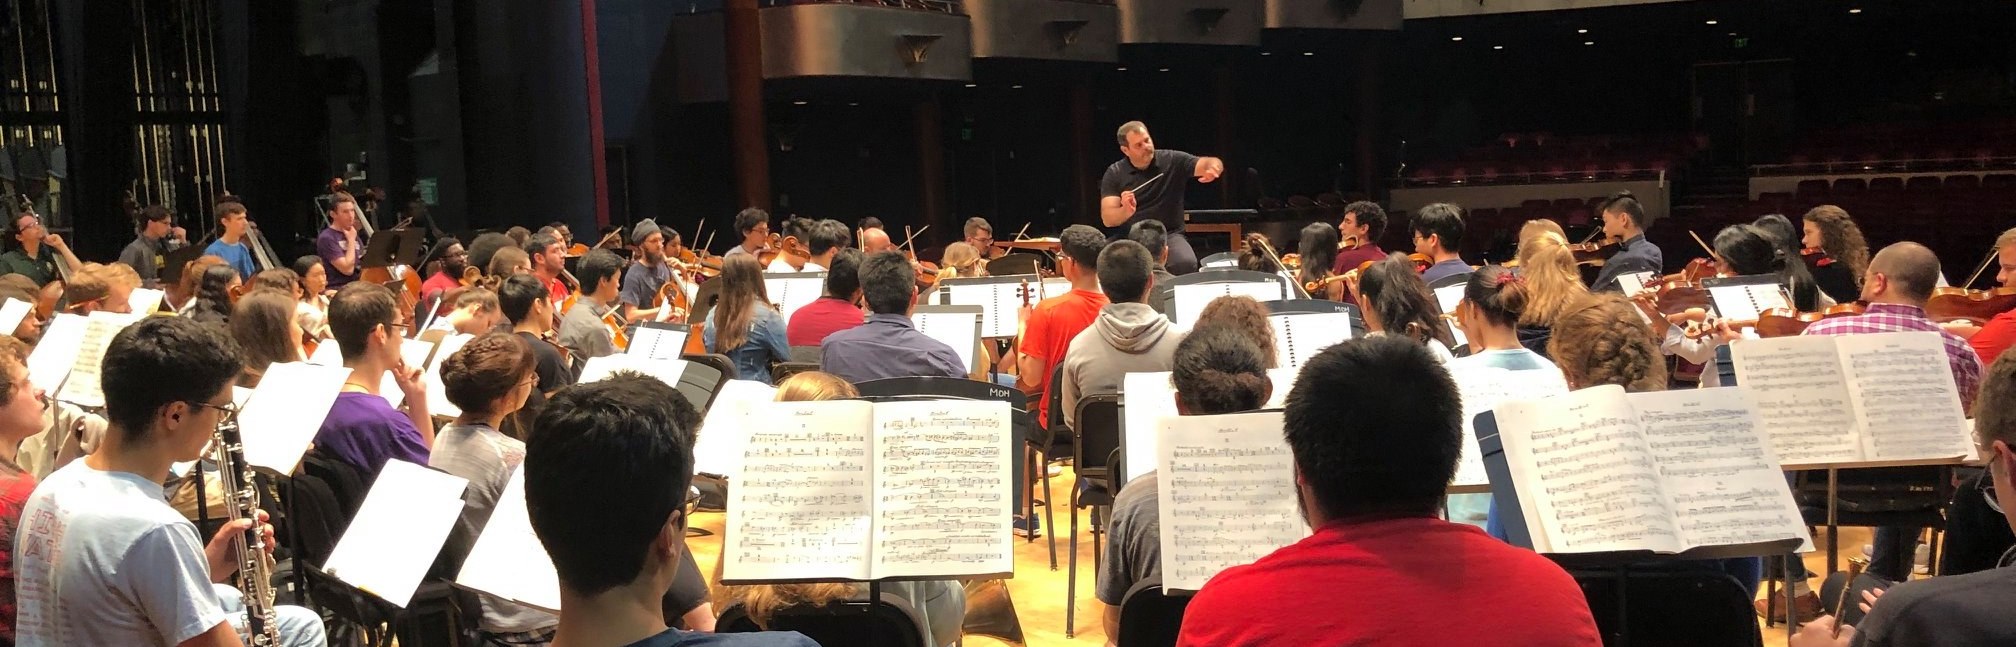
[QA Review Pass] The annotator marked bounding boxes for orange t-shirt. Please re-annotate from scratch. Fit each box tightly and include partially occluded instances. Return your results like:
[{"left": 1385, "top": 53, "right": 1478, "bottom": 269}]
[{"left": 1021, "top": 288, "right": 1108, "bottom": 427}]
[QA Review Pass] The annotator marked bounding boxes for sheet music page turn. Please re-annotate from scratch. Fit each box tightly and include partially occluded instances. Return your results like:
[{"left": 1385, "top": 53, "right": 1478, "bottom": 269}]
[{"left": 1631, "top": 388, "right": 1812, "bottom": 551}]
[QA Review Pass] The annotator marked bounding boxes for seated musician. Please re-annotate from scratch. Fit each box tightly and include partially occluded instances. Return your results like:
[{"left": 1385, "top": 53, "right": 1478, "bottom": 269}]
[
  {"left": 1948, "top": 227, "right": 2016, "bottom": 364},
  {"left": 62, "top": 262, "right": 137, "bottom": 315},
  {"left": 859, "top": 219, "right": 895, "bottom": 255},
  {"left": 186, "top": 264, "right": 241, "bottom": 326},
  {"left": 1178, "top": 335, "right": 1601, "bottom": 646},
  {"left": 118, "top": 204, "right": 186, "bottom": 289},
  {"left": 800, "top": 219, "right": 849, "bottom": 273},
  {"left": 231, "top": 289, "right": 307, "bottom": 388},
  {"left": 724, "top": 208, "right": 773, "bottom": 259},
  {"left": 704, "top": 255, "right": 791, "bottom": 384},
  {"left": 937, "top": 242, "right": 984, "bottom": 280},
  {"left": 766, "top": 217, "right": 810, "bottom": 273},
  {"left": 1409, "top": 202, "right": 1473, "bottom": 285},
  {"left": 419, "top": 236, "right": 467, "bottom": 308},
  {"left": 1099, "top": 324, "right": 1271, "bottom": 644},
  {"left": 1127, "top": 220, "right": 1176, "bottom": 286},
  {"left": 525, "top": 374, "right": 814, "bottom": 647},
  {"left": 715, "top": 371, "right": 967, "bottom": 647},
  {"left": 430, "top": 285, "right": 504, "bottom": 336},
  {"left": 0, "top": 277, "right": 41, "bottom": 344},
  {"left": 786, "top": 248, "right": 866, "bottom": 347},
  {"left": 1330, "top": 202, "right": 1391, "bottom": 293},
  {"left": 1350, "top": 254, "right": 1457, "bottom": 360},
  {"left": 16, "top": 317, "right": 327, "bottom": 646},
  {"left": 1451, "top": 266, "right": 1559, "bottom": 376},
  {"left": 620, "top": 220, "right": 677, "bottom": 324},
  {"left": 526, "top": 233, "right": 571, "bottom": 304},
  {"left": 498, "top": 274, "right": 576, "bottom": 441},
  {"left": 1, "top": 209, "right": 84, "bottom": 288},
  {"left": 292, "top": 255, "right": 332, "bottom": 339},
  {"left": 1513, "top": 232, "right": 1589, "bottom": 357},
  {"left": 1650, "top": 224, "right": 1819, "bottom": 388},
  {"left": 1800, "top": 205, "right": 1872, "bottom": 306},
  {"left": 313, "top": 282, "right": 433, "bottom": 478},
  {"left": 464, "top": 232, "right": 517, "bottom": 279},
  {"left": 1295, "top": 222, "right": 1344, "bottom": 301},
  {"left": 557, "top": 249, "right": 626, "bottom": 361},
  {"left": 1060, "top": 240, "right": 1180, "bottom": 429},
  {"left": 1017, "top": 225, "right": 1109, "bottom": 429},
  {"left": 963, "top": 216, "right": 1001, "bottom": 262},
  {"left": 1793, "top": 350, "right": 2016, "bottom": 647},
  {"left": 0, "top": 336, "right": 39, "bottom": 642},
  {"left": 820, "top": 251, "right": 965, "bottom": 383},
  {"left": 1589, "top": 191, "right": 1663, "bottom": 293},
  {"left": 1194, "top": 295, "right": 1279, "bottom": 364}
]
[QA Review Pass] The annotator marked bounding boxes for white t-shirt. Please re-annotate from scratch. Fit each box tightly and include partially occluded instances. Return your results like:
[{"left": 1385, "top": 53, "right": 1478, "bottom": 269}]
[
  {"left": 16, "top": 461, "right": 229, "bottom": 646},
  {"left": 766, "top": 256, "right": 798, "bottom": 273}
]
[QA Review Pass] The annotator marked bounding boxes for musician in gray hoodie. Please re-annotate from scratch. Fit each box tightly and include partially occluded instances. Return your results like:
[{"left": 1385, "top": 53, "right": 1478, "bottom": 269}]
[{"left": 1059, "top": 239, "right": 1183, "bottom": 429}]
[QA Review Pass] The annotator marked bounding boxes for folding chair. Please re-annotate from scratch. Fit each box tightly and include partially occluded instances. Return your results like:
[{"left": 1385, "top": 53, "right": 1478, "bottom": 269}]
[
  {"left": 1064, "top": 394, "right": 1123, "bottom": 638},
  {"left": 1571, "top": 569, "right": 1762, "bottom": 647},
  {"left": 1115, "top": 578, "right": 1191, "bottom": 647}
]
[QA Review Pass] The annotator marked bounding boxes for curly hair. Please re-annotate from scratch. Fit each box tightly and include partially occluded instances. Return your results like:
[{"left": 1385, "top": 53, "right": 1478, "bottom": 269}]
[
  {"left": 1803, "top": 205, "right": 1870, "bottom": 288},
  {"left": 1514, "top": 234, "right": 1589, "bottom": 328},
  {"left": 1547, "top": 293, "right": 1666, "bottom": 392},
  {"left": 1194, "top": 295, "right": 1278, "bottom": 367}
]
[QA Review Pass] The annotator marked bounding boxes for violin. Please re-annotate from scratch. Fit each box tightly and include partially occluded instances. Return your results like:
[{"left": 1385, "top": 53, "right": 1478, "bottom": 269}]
[
  {"left": 1567, "top": 240, "right": 1620, "bottom": 266},
  {"left": 1689, "top": 303, "right": 1868, "bottom": 339},
  {"left": 1339, "top": 234, "right": 1363, "bottom": 251},
  {"left": 901, "top": 226, "right": 939, "bottom": 292},
  {"left": 1926, "top": 286, "right": 2016, "bottom": 325}
]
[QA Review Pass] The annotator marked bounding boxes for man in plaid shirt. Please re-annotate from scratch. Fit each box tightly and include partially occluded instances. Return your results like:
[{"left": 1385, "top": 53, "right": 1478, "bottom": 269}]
[{"left": 1785, "top": 242, "right": 1986, "bottom": 609}]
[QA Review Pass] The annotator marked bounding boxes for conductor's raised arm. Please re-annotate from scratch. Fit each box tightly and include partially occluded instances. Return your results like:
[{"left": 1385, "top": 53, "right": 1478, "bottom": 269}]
[{"left": 1194, "top": 156, "right": 1225, "bottom": 183}]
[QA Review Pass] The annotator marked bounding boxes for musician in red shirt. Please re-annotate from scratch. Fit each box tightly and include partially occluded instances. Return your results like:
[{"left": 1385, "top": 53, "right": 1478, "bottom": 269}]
[
  {"left": 1948, "top": 228, "right": 2016, "bottom": 364},
  {"left": 1178, "top": 336, "right": 1601, "bottom": 647}
]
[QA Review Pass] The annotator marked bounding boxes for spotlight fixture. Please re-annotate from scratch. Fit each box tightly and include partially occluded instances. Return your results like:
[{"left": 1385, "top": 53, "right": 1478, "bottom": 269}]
[
  {"left": 1577, "top": 28, "right": 1588, "bottom": 34},
  {"left": 1451, "top": 36, "right": 1464, "bottom": 41},
  {"left": 1705, "top": 19, "right": 1718, "bottom": 25},
  {"left": 964, "top": 83, "right": 977, "bottom": 88},
  {"left": 1493, "top": 45, "right": 1504, "bottom": 50},
  {"left": 1011, "top": 84, "right": 1023, "bottom": 89},
  {"left": 1116, "top": 66, "right": 1127, "bottom": 71},
  {"left": 1849, "top": 7, "right": 1862, "bottom": 13},
  {"left": 1303, "top": 51, "right": 1315, "bottom": 56},
  {"left": 792, "top": 101, "right": 808, "bottom": 105},
  {"left": 1583, "top": 41, "right": 1595, "bottom": 46},
  {"left": 1158, "top": 68, "right": 1171, "bottom": 72}
]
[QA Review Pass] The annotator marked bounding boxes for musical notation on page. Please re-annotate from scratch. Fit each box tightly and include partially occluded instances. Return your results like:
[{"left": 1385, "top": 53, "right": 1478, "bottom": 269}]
[{"left": 1157, "top": 411, "right": 1307, "bottom": 591}]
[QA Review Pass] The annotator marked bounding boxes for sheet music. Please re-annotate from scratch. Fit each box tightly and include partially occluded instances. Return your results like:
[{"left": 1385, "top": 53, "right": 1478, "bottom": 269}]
[
  {"left": 456, "top": 468, "right": 560, "bottom": 613},
  {"left": 52, "top": 311, "right": 144, "bottom": 409},
  {"left": 26, "top": 313, "right": 87, "bottom": 393},
  {"left": 1496, "top": 385, "right": 1681, "bottom": 554},
  {"left": 323, "top": 460, "right": 469, "bottom": 607},
  {"left": 725, "top": 400, "right": 876, "bottom": 581},
  {"left": 1708, "top": 282, "right": 1790, "bottom": 323},
  {"left": 1170, "top": 281, "right": 1284, "bottom": 325},
  {"left": 1448, "top": 362, "right": 1569, "bottom": 488},
  {"left": 0, "top": 298, "right": 30, "bottom": 334},
  {"left": 239, "top": 361, "right": 352, "bottom": 473},
  {"left": 692, "top": 379, "right": 778, "bottom": 477},
  {"left": 1041, "top": 277, "right": 1071, "bottom": 300},
  {"left": 763, "top": 274, "right": 827, "bottom": 322},
  {"left": 1267, "top": 312, "right": 1353, "bottom": 373},
  {"left": 305, "top": 337, "right": 438, "bottom": 409},
  {"left": 576, "top": 354, "right": 690, "bottom": 390},
  {"left": 911, "top": 310, "right": 981, "bottom": 374},
  {"left": 940, "top": 280, "right": 1030, "bottom": 338},
  {"left": 627, "top": 323, "right": 691, "bottom": 361},
  {"left": 1156, "top": 411, "right": 1308, "bottom": 591},
  {"left": 127, "top": 287, "right": 166, "bottom": 314},
  {"left": 423, "top": 333, "right": 475, "bottom": 418},
  {"left": 1615, "top": 271, "right": 1655, "bottom": 296},
  {"left": 1837, "top": 332, "right": 1973, "bottom": 462},
  {"left": 1729, "top": 336, "right": 1864, "bottom": 466},
  {"left": 1631, "top": 388, "right": 1812, "bottom": 552},
  {"left": 1122, "top": 368, "right": 1300, "bottom": 483},
  {"left": 870, "top": 400, "right": 1015, "bottom": 579},
  {"left": 1432, "top": 284, "right": 1468, "bottom": 348}
]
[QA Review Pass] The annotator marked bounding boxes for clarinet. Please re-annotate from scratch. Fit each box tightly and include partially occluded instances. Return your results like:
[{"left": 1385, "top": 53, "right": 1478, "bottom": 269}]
[{"left": 213, "top": 414, "right": 281, "bottom": 646}]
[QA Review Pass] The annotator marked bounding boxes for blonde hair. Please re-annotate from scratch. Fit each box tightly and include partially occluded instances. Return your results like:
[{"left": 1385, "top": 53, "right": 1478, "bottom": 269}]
[
  {"left": 773, "top": 371, "right": 858, "bottom": 402},
  {"left": 1803, "top": 205, "right": 1870, "bottom": 287},
  {"left": 1515, "top": 234, "right": 1590, "bottom": 328},
  {"left": 1548, "top": 294, "right": 1665, "bottom": 392},
  {"left": 1517, "top": 220, "right": 1566, "bottom": 248},
  {"left": 939, "top": 242, "right": 983, "bottom": 279},
  {"left": 717, "top": 369, "right": 862, "bottom": 626},
  {"left": 65, "top": 263, "right": 113, "bottom": 305}
]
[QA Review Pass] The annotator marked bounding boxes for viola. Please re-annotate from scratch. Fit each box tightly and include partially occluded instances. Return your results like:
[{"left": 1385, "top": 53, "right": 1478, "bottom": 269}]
[
  {"left": 1690, "top": 303, "right": 1867, "bottom": 339},
  {"left": 1568, "top": 240, "right": 1621, "bottom": 266},
  {"left": 1926, "top": 286, "right": 2016, "bottom": 325}
]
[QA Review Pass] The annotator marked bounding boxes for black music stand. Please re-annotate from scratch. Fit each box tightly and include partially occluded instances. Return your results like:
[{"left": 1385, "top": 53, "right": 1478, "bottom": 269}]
[
  {"left": 361, "top": 228, "right": 425, "bottom": 272},
  {"left": 160, "top": 243, "right": 211, "bottom": 286}
]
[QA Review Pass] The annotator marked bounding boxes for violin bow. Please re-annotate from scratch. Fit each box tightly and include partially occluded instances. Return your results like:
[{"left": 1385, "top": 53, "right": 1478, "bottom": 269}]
[
  {"left": 1011, "top": 222, "right": 1031, "bottom": 242},
  {"left": 1963, "top": 243, "right": 1998, "bottom": 288},
  {"left": 900, "top": 225, "right": 930, "bottom": 251},
  {"left": 1688, "top": 230, "right": 1715, "bottom": 257}
]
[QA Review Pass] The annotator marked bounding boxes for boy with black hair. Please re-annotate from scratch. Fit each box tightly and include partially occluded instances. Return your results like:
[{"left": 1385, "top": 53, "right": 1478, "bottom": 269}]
[
  {"left": 1059, "top": 239, "right": 1178, "bottom": 429},
  {"left": 1590, "top": 191, "right": 1663, "bottom": 292},
  {"left": 526, "top": 374, "right": 814, "bottom": 647},
  {"left": 1410, "top": 202, "right": 1472, "bottom": 285},
  {"left": 16, "top": 317, "right": 328, "bottom": 646},
  {"left": 1126, "top": 220, "right": 1175, "bottom": 286},
  {"left": 558, "top": 249, "right": 627, "bottom": 361},
  {"left": 724, "top": 208, "right": 771, "bottom": 259},
  {"left": 1178, "top": 335, "right": 1600, "bottom": 646},
  {"left": 1331, "top": 201, "right": 1390, "bottom": 291},
  {"left": 118, "top": 204, "right": 187, "bottom": 288},
  {"left": 819, "top": 251, "right": 965, "bottom": 383},
  {"left": 786, "top": 247, "right": 867, "bottom": 347}
]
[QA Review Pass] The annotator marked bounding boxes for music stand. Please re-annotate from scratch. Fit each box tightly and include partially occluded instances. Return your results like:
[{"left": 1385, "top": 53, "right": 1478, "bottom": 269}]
[{"left": 160, "top": 243, "right": 210, "bottom": 286}]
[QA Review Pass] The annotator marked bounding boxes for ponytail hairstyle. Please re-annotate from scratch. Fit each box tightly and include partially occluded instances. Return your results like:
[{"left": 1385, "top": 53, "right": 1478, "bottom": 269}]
[
  {"left": 1713, "top": 224, "right": 1819, "bottom": 310},
  {"left": 1750, "top": 214, "right": 1822, "bottom": 310},
  {"left": 1462, "top": 265, "right": 1530, "bottom": 329},
  {"left": 1359, "top": 253, "right": 1455, "bottom": 348},
  {"left": 1170, "top": 325, "right": 1273, "bottom": 415},
  {"left": 1296, "top": 222, "right": 1341, "bottom": 286},
  {"left": 1513, "top": 234, "right": 1588, "bottom": 327}
]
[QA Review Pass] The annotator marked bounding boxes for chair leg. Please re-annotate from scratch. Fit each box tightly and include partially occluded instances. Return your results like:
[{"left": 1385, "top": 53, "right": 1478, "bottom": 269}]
[
  {"left": 1065, "top": 480, "right": 1082, "bottom": 639},
  {"left": 1928, "top": 527, "right": 1942, "bottom": 576},
  {"left": 1763, "top": 556, "right": 1780, "bottom": 628},
  {"left": 1044, "top": 461, "right": 1058, "bottom": 571},
  {"left": 1092, "top": 505, "right": 1106, "bottom": 572}
]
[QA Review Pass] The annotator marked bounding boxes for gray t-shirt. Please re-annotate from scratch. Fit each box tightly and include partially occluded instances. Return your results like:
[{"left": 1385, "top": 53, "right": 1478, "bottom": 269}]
[
  {"left": 429, "top": 423, "right": 555, "bottom": 634},
  {"left": 621, "top": 261, "right": 673, "bottom": 309},
  {"left": 1097, "top": 471, "right": 1161, "bottom": 606},
  {"left": 16, "top": 461, "right": 230, "bottom": 646},
  {"left": 558, "top": 299, "right": 617, "bottom": 362},
  {"left": 1852, "top": 566, "right": 2016, "bottom": 646}
]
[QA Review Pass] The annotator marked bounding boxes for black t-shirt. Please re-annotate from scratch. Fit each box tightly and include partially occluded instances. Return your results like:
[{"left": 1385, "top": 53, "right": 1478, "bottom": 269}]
[
  {"left": 1100, "top": 148, "right": 1200, "bottom": 234},
  {"left": 517, "top": 330, "right": 576, "bottom": 392}
]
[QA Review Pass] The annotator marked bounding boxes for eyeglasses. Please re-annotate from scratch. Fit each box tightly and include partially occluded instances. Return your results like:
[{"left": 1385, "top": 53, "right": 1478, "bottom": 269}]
[{"left": 187, "top": 400, "right": 240, "bottom": 417}]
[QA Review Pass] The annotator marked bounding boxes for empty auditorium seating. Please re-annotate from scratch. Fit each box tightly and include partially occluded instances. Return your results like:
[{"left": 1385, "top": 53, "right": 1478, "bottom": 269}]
[{"left": 1400, "top": 133, "right": 1699, "bottom": 187}]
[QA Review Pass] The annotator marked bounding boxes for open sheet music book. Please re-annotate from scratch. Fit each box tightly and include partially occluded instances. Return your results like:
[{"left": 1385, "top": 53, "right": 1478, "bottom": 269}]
[
  {"left": 323, "top": 460, "right": 469, "bottom": 607},
  {"left": 627, "top": 322, "right": 692, "bottom": 361},
  {"left": 457, "top": 467, "right": 561, "bottom": 613},
  {"left": 763, "top": 272, "right": 828, "bottom": 322},
  {"left": 1490, "top": 385, "right": 1811, "bottom": 556},
  {"left": 239, "top": 362, "right": 352, "bottom": 473},
  {"left": 911, "top": 306, "right": 983, "bottom": 374},
  {"left": 1448, "top": 362, "right": 1569, "bottom": 489},
  {"left": 722, "top": 399, "right": 1015, "bottom": 583},
  {"left": 1704, "top": 275, "right": 1791, "bottom": 323},
  {"left": 1170, "top": 281, "right": 1284, "bottom": 325},
  {"left": 1615, "top": 271, "right": 1655, "bottom": 297},
  {"left": 1266, "top": 311, "right": 1352, "bottom": 373},
  {"left": 1121, "top": 369, "right": 1296, "bottom": 483},
  {"left": 51, "top": 311, "right": 146, "bottom": 409},
  {"left": 423, "top": 333, "right": 475, "bottom": 417},
  {"left": 26, "top": 313, "right": 87, "bottom": 393},
  {"left": 1729, "top": 331, "right": 1973, "bottom": 467},
  {"left": 1156, "top": 410, "right": 1309, "bottom": 592},
  {"left": 693, "top": 379, "right": 779, "bottom": 477},
  {"left": 307, "top": 337, "right": 439, "bottom": 409},
  {"left": 936, "top": 276, "right": 1035, "bottom": 338}
]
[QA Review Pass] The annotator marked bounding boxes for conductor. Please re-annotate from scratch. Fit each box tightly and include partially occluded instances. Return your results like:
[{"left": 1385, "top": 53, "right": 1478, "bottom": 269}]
[{"left": 1099, "top": 121, "right": 1224, "bottom": 275}]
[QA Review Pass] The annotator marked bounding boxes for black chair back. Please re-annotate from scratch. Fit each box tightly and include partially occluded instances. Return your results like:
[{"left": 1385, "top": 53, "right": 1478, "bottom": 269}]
[
  {"left": 1572, "top": 570, "right": 1762, "bottom": 647},
  {"left": 717, "top": 593, "right": 930, "bottom": 647},
  {"left": 1198, "top": 251, "right": 1240, "bottom": 269},
  {"left": 1074, "top": 394, "right": 1123, "bottom": 483},
  {"left": 1116, "top": 579, "right": 1191, "bottom": 647}
]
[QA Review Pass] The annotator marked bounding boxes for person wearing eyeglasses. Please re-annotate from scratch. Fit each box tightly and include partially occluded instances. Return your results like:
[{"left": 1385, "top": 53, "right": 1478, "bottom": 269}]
[
  {"left": 0, "top": 210, "right": 83, "bottom": 289},
  {"left": 313, "top": 281, "right": 432, "bottom": 480},
  {"left": 15, "top": 317, "right": 328, "bottom": 646},
  {"left": 419, "top": 236, "right": 469, "bottom": 308}
]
